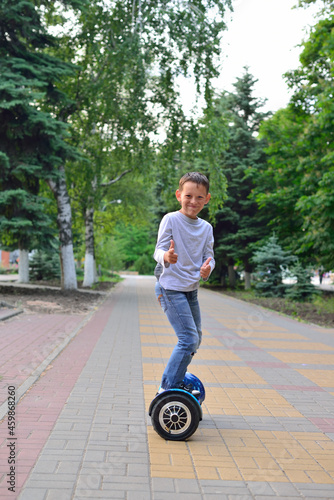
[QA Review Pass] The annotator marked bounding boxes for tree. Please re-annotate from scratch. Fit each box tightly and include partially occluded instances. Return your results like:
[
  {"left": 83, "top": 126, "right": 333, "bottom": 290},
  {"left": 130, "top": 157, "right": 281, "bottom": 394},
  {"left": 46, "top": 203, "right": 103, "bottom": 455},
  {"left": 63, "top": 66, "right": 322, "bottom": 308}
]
[
  {"left": 254, "top": 107, "right": 308, "bottom": 253},
  {"left": 287, "top": 14, "right": 334, "bottom": 269},
  {"left": 253, "top": 234, "right": 295, "bottom": 298},
  {"left": 0, "top": 0, "right": 86, "bottom": 288},
  {"left": 0, "top": 187, "right": 54, "bottom": 282},
  {"left": 285, "top": 261, "right": 319, "bottom": 302},
  {"left": 45, "top": 0, "right": 232, "bottom": 286},
  {"left": 212, "top": 69, "right": 270, "bottom": 288},
  {"left": 256, "top": 12, "right": 334, "bottom": 270}
]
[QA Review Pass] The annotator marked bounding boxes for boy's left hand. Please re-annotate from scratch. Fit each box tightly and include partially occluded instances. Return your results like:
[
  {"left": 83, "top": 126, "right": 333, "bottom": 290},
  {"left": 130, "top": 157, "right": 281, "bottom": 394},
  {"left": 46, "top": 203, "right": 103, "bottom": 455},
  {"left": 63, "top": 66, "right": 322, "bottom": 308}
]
[{"left": 200, "top": 257, "right": 212, "bottom": 279}]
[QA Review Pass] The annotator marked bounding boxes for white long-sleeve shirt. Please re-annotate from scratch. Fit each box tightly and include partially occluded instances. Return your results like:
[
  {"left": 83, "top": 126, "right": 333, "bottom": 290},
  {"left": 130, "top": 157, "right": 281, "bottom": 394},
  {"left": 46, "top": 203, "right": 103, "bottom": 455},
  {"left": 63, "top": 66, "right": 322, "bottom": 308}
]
[{"left": 154, "top": 211, "right": 215, "bottom": 292}]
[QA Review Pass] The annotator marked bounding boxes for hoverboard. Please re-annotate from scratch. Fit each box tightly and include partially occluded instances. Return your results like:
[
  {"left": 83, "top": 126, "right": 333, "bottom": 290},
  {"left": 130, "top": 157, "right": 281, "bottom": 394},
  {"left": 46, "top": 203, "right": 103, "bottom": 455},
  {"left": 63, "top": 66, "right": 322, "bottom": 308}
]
[{"left": 149, "top": 372, "right": 205, "bottom": 441}]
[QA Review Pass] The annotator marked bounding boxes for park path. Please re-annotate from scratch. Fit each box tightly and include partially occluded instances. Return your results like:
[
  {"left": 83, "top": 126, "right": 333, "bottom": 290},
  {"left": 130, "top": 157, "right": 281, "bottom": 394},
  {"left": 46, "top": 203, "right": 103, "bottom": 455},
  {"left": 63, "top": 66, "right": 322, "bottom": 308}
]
[{"left": 0, "top": 276, "right": 333, "bottom": 499}]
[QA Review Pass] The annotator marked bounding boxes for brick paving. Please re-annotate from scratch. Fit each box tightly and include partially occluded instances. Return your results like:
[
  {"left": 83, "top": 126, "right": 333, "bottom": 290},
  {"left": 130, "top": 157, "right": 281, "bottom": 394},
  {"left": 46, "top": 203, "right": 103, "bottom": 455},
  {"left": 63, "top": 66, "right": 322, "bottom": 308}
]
[{"left": 0, "top": 276, "right": 333, "bottom": 499}]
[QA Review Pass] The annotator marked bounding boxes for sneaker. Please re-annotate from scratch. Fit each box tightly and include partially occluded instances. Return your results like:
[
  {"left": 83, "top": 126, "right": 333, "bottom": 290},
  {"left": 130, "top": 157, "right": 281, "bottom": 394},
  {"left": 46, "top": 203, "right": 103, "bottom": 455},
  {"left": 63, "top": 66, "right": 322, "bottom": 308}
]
[{"left": 179, "top": 382, "right": 200, "bottom": 397}]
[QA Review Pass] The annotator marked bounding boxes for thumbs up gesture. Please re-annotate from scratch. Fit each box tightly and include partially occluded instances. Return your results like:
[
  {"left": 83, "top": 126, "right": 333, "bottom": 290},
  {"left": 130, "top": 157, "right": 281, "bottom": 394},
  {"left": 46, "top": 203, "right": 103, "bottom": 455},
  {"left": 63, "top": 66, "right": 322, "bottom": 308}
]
[
  {"left": 200, "top": 257, "right": 212, "bottom": 279},
  {"left": 164, "top": 240, "right": 178, "bottom": 264}
]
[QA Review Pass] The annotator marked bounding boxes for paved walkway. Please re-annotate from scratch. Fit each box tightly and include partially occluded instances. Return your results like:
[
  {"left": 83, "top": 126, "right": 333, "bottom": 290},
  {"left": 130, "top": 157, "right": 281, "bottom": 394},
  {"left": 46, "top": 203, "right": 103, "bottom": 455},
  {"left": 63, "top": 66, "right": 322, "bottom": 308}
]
[{"left": 0, "top": 276, "right": 334, "bottom": 499}]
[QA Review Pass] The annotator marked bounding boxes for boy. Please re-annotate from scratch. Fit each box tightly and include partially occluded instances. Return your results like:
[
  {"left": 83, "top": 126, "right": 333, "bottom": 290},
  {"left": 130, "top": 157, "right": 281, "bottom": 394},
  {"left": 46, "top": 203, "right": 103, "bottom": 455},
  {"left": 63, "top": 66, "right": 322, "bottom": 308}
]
[{"left": 154, "top": 172, "right": 215, "bottom": 394}]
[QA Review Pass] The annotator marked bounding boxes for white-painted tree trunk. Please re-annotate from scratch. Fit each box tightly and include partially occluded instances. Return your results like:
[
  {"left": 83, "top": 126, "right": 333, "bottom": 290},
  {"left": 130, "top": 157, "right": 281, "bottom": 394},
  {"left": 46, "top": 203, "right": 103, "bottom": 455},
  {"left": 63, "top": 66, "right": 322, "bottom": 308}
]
[
  {"left": 83, "top": 252, "right": 97, "bottom": 287},
  {"left": 83, "top": 206, "right": 98, "bottom": 287},
  {"left": 47, "top": 166, "right": 77, "bottom": 290},
  {"left": 61, "top": 244, "right": 78, "bottom": 290},
  {"left": 18, "top": 249, "right": 29, "bottom": 283}
]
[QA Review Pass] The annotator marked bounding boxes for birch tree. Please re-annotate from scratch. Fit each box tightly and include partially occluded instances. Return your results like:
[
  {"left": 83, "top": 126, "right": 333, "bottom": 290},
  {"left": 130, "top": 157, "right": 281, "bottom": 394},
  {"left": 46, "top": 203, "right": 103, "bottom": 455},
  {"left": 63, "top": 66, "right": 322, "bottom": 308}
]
[{"left": 48, "top": 0, "right": 232, "bottom": 286}]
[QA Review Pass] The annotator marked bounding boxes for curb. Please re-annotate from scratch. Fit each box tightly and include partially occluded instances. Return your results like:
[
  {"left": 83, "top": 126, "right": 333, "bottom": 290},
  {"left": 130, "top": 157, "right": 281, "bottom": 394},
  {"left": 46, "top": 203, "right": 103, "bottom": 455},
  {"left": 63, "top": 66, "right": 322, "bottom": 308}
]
[{"left": 0, "top": 308, "right": 23, "bottom": 321}]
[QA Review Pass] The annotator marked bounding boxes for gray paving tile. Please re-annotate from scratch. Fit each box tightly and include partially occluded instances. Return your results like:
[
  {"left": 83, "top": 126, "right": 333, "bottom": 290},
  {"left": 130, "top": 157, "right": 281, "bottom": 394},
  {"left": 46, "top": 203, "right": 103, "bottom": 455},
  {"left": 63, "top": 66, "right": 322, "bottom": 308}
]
[
  {"left": 17, "top": 277, "right": 334, "bottom": 500},
  {"left": 19, "top": 489, "right": 47, "bottom": 500}
]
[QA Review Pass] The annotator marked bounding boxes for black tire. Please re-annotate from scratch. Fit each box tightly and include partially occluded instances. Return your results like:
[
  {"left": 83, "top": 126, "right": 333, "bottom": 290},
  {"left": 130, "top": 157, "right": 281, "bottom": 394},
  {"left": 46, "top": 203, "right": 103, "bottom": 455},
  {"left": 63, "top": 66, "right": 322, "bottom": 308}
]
[{"left": 151, "top": 392, "right": 200, "bottom": 441}]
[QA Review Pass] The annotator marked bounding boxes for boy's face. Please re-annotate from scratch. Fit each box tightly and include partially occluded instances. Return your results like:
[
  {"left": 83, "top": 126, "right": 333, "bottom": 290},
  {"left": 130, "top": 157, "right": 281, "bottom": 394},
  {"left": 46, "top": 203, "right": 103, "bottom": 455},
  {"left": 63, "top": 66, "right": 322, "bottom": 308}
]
[{"left": 175, "top": 181, "right": 211, "bottom": 219}]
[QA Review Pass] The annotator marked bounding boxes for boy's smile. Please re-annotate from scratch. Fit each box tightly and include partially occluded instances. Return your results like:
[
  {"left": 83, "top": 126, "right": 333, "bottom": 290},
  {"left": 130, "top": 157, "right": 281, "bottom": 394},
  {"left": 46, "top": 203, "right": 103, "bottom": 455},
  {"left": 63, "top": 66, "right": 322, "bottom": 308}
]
[{"left": 176, "top": 181, "right": 211, "bottom": 219}]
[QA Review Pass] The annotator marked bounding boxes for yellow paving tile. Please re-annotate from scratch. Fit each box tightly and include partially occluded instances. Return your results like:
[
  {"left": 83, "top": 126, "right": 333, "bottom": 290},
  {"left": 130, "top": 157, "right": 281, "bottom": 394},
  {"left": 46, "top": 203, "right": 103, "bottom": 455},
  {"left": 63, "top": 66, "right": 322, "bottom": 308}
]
[
  {"left": 141, "top": 335, "right": 175, "bottom": 344},
  {"left": 140, "top": 333, "right": 220, "bottom": 345},
  {"left": 143, "top": 362, "right": 165, "bottom": 381},
  {"left": 141, "top": 346, "right": 241, "bottom": 361},
  {"left": 277, "top": 459, "right": 323, "bottom": 471},
  {"left": 269, "top": 352, "right": 334, "bottom": 365},
  {"left": 200, "top": 335, "right": 224, "bottom": 346},
  {"left": 193, "top": 457, "right": 235, "bottom": 467},
  {"left": 150, "top": 465, "right": 196, "bottom": 479},
  {"left": 201, "top": 387, "right": 302, "bottom": 418},
  {"left": 139, "top": 314, "right": 168, "bottom": 322},
  {"left": 284, "top": 470, "right": 312, "bottom": 483},
  {"left": 315, "top": 457, "right": 334, "bottom": 470},
  {"left": 141, "top": 346, "right": 173, "bottom": 358},
  {"left": 306, "top": 471, "right": 334, "bottom": 483},
  {"left": 296, "top": 369, "right": 334, "bottom": 388},
  {"left": 147, "top": 428, "right": 196, "bottom": 479},
  {"left": 194, "top": 349, "right": 241, "bottom": 361},
  {"left": 195, "top": 467, "right": 220, "bottom": 480},
  {"left": 215, "top": 319, "right": 290, "bottom": 333},
  {"left": 238, "top": 331, "right": 306, "bottom": 340},
  {"left": 233, "top": 457, "right": 258, "bottom": 468},
  {"left": 255, "top": 458, "right": 282, "bottom": 470},
  {"left": 144, "top": 385, "right": 158, "bottom": 410},
  {"left": 217, "top": 468, "right": 243, "bottom": 481},
  {"left": 189, "top": 365, "right": 267, "bottom": 385},
  {"left": 251, "top": 340, "right": 334, "bottom": 351},
  {"left": 146, "top": 426, "right": 333, "bottom": 483},
  {"left": 140, "top": 326, "right": 174, "bottom": 334},
  {"left": 241, "top": 469, "right": 288, "bottom": 482}
]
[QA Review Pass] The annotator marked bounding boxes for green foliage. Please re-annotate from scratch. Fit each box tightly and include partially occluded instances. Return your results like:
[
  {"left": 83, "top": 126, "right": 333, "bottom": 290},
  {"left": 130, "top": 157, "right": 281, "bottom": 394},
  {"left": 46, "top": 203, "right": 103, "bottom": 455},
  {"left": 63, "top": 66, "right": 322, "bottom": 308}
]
[
  {"left": 212, "top": 69, "right": 271, "bottom": 276},
  {"left": 0, "top": 188, "right": 55, "bottom": 251},
  {"left": 29, "top": 250, "right": 61, "bottom": 281},
  {"left": 134, "top": 254, "right": 155, "bottom": 275},
  {"left": 253, "top": 234, "right": 295, "bottom": 297},
  {"left": 257, "top": 14, "right": 334, "bottom": 269},
  {"left": 0, "top": 0, "right": 84, "bottom": 253},
  {"left": 42, "top": 0, "right": 233, "bottom": 271},
  {"left": 95, "top": 237, "right": 125, "bottom": 272},
  {"left": 313, "top": 293, "right": 334, "bottom": 315},
  {"left": 285, "top": 261, "right": 319, "bottom": 302},
  {"left": 113, "top": 224, "right": 154, "bottom": 269}
]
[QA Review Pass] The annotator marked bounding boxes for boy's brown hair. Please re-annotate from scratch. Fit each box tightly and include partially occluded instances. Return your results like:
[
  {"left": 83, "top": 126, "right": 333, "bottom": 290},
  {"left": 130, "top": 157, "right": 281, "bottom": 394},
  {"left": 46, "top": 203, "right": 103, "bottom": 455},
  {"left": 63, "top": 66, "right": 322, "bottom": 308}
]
[{"left": 179, "top": 172, "right": 210, "bottom": 194}]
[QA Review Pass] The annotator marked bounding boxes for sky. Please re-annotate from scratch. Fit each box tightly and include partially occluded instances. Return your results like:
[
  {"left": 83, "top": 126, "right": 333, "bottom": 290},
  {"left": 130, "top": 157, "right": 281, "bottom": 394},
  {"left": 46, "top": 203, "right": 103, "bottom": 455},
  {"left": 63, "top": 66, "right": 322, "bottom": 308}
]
[{"left": 181, "top": 0, "right": 321, "bottom": 115}]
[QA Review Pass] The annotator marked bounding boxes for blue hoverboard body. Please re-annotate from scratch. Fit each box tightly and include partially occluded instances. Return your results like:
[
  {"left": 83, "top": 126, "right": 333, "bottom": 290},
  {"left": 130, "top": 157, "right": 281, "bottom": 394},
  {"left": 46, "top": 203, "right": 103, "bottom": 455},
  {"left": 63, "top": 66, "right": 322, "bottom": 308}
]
[{"left": 149, "top": 372, "right": 205, "bottom": 441}]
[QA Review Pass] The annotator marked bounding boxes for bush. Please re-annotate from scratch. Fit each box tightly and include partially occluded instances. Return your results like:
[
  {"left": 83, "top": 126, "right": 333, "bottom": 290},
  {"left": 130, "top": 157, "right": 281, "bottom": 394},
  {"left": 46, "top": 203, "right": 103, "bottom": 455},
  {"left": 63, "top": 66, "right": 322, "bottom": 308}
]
[
  {"left": 253, "top": 234, "right": 294, "bottom": 297},
  {"left": 134, "top": 254, "right": 155, "bottom": 275},
  {"left": 285, "top": 262, "right": 320, "bottom": 302},
  {"left": 29, "top": 250, "right": 61, "bottom": 281}
]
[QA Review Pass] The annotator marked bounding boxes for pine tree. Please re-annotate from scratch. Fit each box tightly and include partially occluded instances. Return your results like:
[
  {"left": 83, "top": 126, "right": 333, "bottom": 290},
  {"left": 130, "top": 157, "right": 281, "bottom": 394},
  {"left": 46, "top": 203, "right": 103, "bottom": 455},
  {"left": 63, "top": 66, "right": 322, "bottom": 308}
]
[
  {"left": 285, "top": 261, "right": 319, "bottom": 302},
  {"left": 0, "top": 0, "right": 85, "bottom": 286},
  {"left": 253, "top": 234, "right": 294, "bottom": 297},
  {"left": 213, "top": 69, "right": 271, "bottom": 288}
]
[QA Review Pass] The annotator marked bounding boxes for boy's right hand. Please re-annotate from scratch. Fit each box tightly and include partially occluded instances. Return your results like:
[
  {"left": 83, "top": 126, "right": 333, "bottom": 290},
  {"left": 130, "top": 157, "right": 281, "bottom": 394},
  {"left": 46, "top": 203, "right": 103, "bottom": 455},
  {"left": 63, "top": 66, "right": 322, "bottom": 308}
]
[{"left": 164, "top": 240, "right": 178, "bottom": 264}]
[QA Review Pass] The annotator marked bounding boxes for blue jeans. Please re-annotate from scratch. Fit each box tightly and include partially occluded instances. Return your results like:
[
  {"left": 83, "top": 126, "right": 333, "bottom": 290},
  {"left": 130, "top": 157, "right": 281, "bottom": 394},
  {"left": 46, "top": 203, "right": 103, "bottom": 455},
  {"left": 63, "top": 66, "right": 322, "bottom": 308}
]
[{"left": 155, "top": 282, "right": 202, "bottom": 389}]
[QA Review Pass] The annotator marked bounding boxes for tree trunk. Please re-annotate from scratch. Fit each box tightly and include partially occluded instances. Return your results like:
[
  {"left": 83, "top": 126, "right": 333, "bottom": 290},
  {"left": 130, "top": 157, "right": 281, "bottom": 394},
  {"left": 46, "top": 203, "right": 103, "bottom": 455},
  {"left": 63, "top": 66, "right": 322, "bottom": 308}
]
[
  {"left": 228, "top": 264, "right": 236, "bottom": 288},
  {"left": 244, "top": 271, "right": 251, "bottom": 290},
  {"left": 47, "top": 166, "right": 77, "bottom": 290},
  {"left": 18, "top": 249, "right": 29, "bottom": 283},
  {"left": 244, "top": 259, "right": 252, "bottom": 290},
  {"left": 83, "top": 206, "right": 98, "bottom": 287}
]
